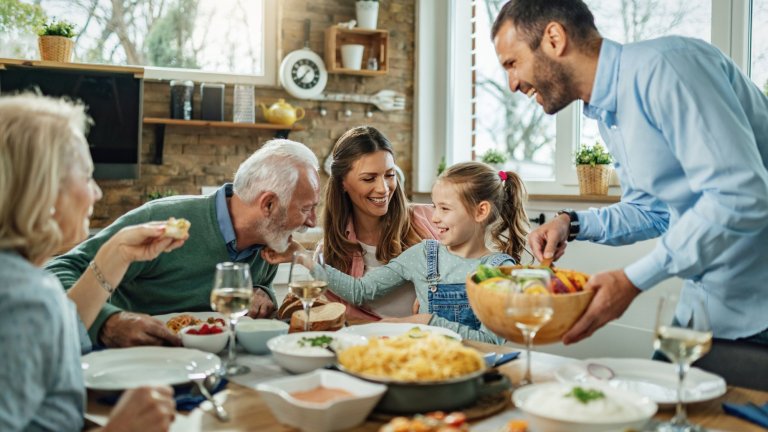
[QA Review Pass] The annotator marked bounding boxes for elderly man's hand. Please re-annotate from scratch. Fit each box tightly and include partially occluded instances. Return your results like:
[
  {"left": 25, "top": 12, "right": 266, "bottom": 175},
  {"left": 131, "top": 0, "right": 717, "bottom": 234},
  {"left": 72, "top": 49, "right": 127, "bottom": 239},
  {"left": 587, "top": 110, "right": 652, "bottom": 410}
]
[
  {"left": 100, "top": 312, "right": 182, "bottom": 348},
  {"left": 562, "top": 269, "right": 641, "bottom": 345},
  {"left": 104, "top": 386, "right": 176, "bottom": 432},
  {"left": 248, "top": 289, "right": 275, "bottom": 318}
]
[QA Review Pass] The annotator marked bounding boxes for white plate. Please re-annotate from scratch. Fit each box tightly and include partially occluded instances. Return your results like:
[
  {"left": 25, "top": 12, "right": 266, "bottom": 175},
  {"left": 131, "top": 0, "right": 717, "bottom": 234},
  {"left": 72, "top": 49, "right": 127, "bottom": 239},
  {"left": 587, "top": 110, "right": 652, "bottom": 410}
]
[
  {"left": 82, "top": 347, "right": 221, "bottom": 390},
  {"left": 338, "top": 323, "right": 461, "bottom": 341},
  {"left": 555, "top": 358, "right": 726, "bottom": 406}
]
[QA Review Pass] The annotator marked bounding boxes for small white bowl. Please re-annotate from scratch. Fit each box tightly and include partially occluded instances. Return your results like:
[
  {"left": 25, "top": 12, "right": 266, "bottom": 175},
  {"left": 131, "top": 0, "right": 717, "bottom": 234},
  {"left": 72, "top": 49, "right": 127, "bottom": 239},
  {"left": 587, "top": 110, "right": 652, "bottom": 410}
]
[
  {"left": 256, "top": 369, "right": 386, "bottom": 432},
  {"left": 513, "top": 382, "right": 657, "bottom": 432},
  {"left": 236, "top": 319, "right": 289, "bottom": 354},
  {"left": 267, "top": 331, "right": 368, "bottom": 374},
  {"left": 180, "top": 324, "right": 230, "bottom": 354}
]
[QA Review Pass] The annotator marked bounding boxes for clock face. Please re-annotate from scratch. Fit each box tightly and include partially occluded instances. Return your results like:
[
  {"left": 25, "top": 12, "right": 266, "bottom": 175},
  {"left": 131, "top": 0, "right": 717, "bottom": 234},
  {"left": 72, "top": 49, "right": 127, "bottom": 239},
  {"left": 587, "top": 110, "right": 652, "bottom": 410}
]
[
  {"left": 280, "top": 48, "right": 328, "bottom": 99},
  {"left": 291, "top": 59, "right": 321, "bottom": 89}
]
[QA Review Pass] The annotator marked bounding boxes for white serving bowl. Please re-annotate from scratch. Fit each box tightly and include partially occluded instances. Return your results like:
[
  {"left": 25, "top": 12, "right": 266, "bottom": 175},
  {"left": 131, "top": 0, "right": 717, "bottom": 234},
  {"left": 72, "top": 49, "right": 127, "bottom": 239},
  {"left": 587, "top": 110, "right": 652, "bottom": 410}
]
[
  {"left": 256, "top": 369, "right": 386, "bottom": 432},
  {"left": 267, "top": 331, "right": 368, "bottom": 374},
  {"left": 180, "top": 324, "right": 230, "bottom": 354},
  {"left": 513, "top": 382, "right": 657, "bottom": 432},
  {"left": 236, "top": 319, "right": 289, "bottom": 354}
]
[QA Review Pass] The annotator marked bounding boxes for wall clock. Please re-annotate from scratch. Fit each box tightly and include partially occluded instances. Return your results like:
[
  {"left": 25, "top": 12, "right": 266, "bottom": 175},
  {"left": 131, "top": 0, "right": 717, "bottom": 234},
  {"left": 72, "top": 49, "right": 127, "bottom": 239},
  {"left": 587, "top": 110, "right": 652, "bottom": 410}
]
[
  {"left": 279, "top": 20, "right": 327, "bottom": 99},
  {"left": 279, "top": 48, "right": 328, "bottom": 99}
]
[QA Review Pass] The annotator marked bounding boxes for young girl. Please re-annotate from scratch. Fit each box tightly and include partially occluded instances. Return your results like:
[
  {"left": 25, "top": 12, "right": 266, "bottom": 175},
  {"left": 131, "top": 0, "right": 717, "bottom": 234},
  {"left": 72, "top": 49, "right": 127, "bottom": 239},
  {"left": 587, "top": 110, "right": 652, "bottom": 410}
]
[{"left": 293, "top": 161, "right": 528, "bottom": 343}]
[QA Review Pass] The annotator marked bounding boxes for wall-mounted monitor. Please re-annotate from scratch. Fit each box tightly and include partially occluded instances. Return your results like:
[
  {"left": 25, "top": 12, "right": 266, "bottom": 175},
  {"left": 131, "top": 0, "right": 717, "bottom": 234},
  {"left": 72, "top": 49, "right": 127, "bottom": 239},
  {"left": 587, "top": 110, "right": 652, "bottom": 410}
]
[{"left": 0, "top": 63, "right": 143, "bottom": 179}]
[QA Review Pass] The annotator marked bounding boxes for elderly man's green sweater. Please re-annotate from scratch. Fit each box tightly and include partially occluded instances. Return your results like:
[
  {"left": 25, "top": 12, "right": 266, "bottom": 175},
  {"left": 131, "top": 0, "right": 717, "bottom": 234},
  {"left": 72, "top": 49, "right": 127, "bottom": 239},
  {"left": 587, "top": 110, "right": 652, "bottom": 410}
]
[{"left": 45, "top": 193, "right": 277, "bottom": 344}]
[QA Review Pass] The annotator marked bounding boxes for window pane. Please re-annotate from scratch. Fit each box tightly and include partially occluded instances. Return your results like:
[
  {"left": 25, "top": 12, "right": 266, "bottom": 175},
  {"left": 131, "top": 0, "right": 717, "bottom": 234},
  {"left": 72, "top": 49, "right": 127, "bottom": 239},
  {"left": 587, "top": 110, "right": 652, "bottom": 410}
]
[
  {"left": 474, "top": 0, "right": 556, "bottom": 181},
  {"left": 751, "top": 0, "right": 768, "bottom": 93},
  {"left": 3, "top": 0, "right": 265, "bottom": 76},
  {"left": 581, "top": 0, "right": 712, "bottom": 150}
]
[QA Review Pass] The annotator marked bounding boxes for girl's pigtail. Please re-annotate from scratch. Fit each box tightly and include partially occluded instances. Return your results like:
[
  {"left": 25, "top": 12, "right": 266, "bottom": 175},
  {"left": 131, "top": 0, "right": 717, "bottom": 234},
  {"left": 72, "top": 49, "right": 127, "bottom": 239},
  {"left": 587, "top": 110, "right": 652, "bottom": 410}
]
[{"left": 491, "top": 170, "right": 529, "bottom": 263}]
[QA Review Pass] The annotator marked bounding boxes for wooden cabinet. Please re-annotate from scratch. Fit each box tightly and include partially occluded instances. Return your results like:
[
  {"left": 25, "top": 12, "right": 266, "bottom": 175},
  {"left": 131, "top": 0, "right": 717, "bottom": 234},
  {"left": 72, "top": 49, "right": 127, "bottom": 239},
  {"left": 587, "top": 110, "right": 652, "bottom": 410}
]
[{"left": 324, "top": 26, "right": 388, "bottom": 76}]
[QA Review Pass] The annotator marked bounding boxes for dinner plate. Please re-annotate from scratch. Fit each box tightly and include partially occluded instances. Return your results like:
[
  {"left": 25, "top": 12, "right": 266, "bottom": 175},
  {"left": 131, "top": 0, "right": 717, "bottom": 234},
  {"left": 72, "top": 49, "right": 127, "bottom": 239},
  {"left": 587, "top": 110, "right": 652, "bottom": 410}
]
[
  {"left": 82, "top": 347, "right": 221, "bottom": 390},
  {"left": 555, "top": 357, "right": 726, "bottom": 406},
  {"left": 338, "top": 323, "right": 462, "bottom": 341}
]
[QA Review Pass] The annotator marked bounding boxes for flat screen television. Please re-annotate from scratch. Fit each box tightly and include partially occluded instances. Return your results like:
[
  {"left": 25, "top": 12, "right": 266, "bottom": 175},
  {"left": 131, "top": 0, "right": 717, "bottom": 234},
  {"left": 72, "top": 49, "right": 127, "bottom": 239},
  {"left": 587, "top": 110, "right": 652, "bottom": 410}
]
[{"left": 0, "top": 65, "right": 143, "bottom": 179}]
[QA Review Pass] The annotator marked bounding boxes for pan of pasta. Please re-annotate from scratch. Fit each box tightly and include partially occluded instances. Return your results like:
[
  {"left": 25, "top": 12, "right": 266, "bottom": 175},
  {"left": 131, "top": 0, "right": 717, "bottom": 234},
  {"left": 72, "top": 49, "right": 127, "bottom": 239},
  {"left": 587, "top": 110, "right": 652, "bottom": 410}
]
[{"left": 335, "top": 331, "right": 510, "bottom": 414}]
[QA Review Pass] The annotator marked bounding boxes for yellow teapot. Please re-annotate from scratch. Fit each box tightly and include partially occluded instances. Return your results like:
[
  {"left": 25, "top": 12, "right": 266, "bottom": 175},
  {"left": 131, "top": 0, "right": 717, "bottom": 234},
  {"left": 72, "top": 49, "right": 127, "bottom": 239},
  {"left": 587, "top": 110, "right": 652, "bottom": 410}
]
[{"left": 259, "top": 99, "right": 305, "bottom": 126}]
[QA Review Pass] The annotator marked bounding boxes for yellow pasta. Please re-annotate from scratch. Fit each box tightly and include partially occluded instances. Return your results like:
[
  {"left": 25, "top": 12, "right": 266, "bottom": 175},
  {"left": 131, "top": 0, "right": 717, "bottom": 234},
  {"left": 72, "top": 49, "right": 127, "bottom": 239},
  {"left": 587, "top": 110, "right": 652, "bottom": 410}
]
[
  {"left": 165, "top": 314, "right": 201, "bottom": 334},
  {"left": 337, "top": 331, "right": 484, "bottom": 381}
]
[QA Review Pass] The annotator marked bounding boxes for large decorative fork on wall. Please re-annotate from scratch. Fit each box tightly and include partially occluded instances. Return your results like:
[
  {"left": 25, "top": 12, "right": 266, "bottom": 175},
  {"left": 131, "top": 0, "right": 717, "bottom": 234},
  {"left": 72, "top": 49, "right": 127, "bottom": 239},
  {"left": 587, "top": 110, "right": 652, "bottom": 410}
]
[{"left": 309, "top": 89, "right": 405, "bottom": 111}]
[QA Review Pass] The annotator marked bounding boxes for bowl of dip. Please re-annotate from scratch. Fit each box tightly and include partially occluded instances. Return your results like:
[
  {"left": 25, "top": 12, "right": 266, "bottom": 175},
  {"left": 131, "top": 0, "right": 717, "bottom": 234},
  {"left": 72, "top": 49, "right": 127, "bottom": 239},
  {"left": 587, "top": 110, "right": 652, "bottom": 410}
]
[
  {"left": 256, "top": 369, "right": 386, "bottom": 432},
  {"left": 267, "top": 331, "right": 368, "bottom": 374},
  {"left": 236, "top": 318, "right": 289, "bottom": 354},
  {"left": 512, "top": 382, "right": 657, "bottom": 432}
]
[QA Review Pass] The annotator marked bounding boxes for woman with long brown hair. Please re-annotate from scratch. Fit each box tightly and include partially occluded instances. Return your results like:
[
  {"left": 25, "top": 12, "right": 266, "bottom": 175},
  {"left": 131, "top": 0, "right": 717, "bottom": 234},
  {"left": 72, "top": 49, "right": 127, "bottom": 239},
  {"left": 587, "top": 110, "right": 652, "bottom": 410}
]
[{"left": 321, "top": 126, "right": 438, "bottom": 321}]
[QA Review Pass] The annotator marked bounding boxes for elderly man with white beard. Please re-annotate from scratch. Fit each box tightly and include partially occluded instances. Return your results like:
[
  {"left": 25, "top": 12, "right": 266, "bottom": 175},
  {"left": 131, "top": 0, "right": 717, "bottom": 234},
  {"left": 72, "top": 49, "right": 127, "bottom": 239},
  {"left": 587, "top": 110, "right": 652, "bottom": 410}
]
[{"left": 46, "top": 139, "right": 320, "bottom": 348}]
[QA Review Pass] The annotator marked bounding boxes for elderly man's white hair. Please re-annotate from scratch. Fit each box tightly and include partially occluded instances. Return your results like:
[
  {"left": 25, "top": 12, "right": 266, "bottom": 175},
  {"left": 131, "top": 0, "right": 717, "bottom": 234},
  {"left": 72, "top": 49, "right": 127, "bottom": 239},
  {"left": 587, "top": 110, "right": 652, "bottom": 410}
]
[{"left": 233, "top": 139, "right": 319, "bottom": 205}]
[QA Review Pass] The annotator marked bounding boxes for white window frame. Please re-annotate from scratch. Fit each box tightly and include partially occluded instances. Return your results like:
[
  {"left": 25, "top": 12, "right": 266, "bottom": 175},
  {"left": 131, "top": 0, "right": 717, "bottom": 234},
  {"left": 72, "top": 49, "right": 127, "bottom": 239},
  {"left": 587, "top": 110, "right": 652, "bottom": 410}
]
[
  {"left": 143, "top": 0, "right": 280, "bottom": 86},
  {"left": 416, "top": 0, "right": 753, "bottom": 195}
]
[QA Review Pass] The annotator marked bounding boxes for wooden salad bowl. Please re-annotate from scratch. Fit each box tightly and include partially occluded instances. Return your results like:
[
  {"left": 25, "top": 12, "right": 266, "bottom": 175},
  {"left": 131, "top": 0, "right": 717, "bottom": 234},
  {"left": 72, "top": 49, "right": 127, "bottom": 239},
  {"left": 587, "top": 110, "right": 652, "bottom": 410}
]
[{"left": 466, "top": 266, "right": 594, "bottom": 345}]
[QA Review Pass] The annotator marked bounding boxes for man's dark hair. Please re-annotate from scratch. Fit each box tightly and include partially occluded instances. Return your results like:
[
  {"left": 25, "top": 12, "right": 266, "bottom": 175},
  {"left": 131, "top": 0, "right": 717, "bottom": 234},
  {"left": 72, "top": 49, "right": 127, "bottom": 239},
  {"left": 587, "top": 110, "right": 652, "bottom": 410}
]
[{"left": 491, "top": 0, "right": 598, "bottom": 50}]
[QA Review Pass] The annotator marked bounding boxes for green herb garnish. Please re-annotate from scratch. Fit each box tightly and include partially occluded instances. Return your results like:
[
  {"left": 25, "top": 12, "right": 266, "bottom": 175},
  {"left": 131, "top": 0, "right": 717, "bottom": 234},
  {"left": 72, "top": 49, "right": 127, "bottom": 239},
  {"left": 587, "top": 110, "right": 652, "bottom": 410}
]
[
  {"left": 565, "top": 387, "right": 606, "bottom": 404},
  {"left": 298, "top": 335, "right": 334, "bottom": 348}
]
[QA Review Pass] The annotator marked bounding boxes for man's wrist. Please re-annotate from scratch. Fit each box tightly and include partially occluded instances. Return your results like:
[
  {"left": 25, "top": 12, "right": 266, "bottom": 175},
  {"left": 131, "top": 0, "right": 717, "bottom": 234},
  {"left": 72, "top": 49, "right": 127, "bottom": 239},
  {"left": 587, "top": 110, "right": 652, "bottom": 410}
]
[{"left": 556, "top": 209, "right": 580, "bottom": 242}]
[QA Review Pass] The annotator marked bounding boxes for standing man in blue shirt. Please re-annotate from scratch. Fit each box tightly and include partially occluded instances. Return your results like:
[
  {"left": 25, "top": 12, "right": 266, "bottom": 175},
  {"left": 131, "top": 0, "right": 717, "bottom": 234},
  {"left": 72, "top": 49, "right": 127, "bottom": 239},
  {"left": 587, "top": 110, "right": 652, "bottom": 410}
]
[{"left": 492, "top": 0, "right": 768, "bottom": 345}]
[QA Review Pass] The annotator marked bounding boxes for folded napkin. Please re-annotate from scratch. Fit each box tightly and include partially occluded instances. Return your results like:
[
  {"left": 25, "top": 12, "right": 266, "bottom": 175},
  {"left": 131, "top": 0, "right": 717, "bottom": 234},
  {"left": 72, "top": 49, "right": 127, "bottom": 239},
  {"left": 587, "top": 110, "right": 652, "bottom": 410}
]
[
  {"left": 97, "top": 378, "right": 228, "bottom": 411},
  {"left": 722, "top": 401, "right": 768, "bottom": 428}
]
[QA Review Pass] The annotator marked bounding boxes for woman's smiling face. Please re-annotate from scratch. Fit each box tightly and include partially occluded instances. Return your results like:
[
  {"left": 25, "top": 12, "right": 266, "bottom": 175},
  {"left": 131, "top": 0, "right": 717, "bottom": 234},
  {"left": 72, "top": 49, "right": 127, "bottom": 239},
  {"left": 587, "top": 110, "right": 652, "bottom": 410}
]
[{"left": 342, "top": 150, "right": 398, "bottom": 219}]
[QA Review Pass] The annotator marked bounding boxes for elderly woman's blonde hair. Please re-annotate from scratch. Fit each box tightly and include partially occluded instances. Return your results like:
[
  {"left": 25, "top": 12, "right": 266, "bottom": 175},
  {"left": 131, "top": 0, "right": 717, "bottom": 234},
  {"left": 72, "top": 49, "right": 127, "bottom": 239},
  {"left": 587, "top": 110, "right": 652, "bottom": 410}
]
[{"left": 0, "top": 93, "right": 92, "bottom": 264}]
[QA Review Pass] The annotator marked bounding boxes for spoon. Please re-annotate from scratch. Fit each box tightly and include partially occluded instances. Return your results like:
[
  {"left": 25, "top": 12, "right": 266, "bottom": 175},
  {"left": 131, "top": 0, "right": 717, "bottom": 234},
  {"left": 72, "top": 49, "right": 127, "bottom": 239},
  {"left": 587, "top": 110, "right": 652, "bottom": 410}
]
[
  {"left": 586, "top": 363, "right": 616, "bottom": 380},
  {"left": 189, "top": 372, "right": 230, "bottom": 422}
]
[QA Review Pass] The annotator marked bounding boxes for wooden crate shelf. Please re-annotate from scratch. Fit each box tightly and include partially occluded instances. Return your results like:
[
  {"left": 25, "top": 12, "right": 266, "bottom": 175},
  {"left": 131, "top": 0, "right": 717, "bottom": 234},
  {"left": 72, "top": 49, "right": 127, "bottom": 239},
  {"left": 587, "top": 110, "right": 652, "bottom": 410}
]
[{"left": 325, "top": 26, "right": 388, "bottom": 76}]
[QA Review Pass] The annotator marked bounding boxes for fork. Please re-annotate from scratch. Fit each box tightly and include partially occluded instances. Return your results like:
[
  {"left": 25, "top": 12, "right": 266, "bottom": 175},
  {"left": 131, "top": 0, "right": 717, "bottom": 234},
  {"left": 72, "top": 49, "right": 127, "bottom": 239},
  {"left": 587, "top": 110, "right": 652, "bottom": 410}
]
[{"left": 189, "top": 372, "right": 230, "bottom": 422}]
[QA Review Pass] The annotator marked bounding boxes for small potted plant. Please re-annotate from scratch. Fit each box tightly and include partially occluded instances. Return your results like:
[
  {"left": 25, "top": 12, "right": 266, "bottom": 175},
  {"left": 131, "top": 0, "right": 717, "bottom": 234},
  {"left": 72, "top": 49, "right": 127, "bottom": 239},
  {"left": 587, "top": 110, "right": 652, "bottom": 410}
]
[
  {"left": 574, "top": 142, "right": 613, "bottom": 195},
  {"left": 356, "top": 0, "right": 379, "bottom": 30},
  {"left": 37, "top": 18, "right": 77, "bottom": 62},
  {"left": 480, "top": 148, "right": 508, "bottom": 170}
]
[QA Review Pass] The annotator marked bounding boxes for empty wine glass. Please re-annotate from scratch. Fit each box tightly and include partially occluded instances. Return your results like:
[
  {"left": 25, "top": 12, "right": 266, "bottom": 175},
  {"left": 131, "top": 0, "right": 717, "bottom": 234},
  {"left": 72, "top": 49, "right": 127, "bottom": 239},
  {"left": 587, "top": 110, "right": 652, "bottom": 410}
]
[
  {"left": 210, "top": 262, "right": 253, "bottom": 376},
  {"left": 654, "top": 296, "right": 712, "bottom": 432},
  {"left": 506, "top": 268, "right": 554, "bottom": 387},
  {"left": 288, "top": 250, "right": 328, "bottom": 332}
]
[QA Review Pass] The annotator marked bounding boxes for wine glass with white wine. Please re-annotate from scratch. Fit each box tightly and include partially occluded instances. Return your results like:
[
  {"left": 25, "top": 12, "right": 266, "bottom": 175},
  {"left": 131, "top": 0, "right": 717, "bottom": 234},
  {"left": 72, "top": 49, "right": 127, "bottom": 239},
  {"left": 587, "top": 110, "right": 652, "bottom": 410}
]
[
  {"left": 288, "top": 250, "right": 328, "bottom": 332},
  {"left": 654, "top": 296, "right": 712, "bottom": 432},
  {"left": 210, "top": 262, "right": 253, "bottom": 376},
  {"left": 506, "top": 268, "right": 554, "bottom": 387}
]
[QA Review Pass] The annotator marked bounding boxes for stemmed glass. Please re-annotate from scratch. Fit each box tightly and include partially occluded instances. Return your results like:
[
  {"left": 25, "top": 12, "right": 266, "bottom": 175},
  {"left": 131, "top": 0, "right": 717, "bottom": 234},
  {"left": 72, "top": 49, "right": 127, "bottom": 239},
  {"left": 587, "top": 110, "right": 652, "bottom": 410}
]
[
  {"left": 288, "top": 250, "right": 329, "bottom": 332},
  {"left": 210, "top": 262, "right": 253, "bottom": 376},
  {"left": 654, "top": 296, "right": 712, "bottom": 432},
  {"left": 506, "top": 268, "right": 554, "bottom": 387}
]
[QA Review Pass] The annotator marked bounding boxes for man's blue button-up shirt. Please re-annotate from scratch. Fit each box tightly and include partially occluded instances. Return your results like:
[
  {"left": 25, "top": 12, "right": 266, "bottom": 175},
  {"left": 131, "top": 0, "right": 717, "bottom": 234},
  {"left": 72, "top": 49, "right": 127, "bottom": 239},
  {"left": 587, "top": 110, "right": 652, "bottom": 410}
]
[{"left": 579, "top": 37, "right": 768, "bottom": 339}]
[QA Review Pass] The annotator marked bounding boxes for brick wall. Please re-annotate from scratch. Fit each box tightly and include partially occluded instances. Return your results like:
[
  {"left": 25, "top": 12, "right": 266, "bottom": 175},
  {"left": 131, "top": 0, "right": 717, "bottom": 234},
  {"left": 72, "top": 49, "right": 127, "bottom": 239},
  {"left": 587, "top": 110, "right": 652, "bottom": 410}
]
[{"left": 92, "top": 0, "right": 415, "bottom": 228}]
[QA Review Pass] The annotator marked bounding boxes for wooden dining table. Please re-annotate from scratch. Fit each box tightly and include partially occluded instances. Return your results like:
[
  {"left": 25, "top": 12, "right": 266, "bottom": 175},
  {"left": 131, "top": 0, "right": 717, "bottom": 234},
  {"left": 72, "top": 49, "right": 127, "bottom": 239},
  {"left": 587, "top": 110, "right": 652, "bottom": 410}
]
[{"left": 85, "top": 339, "right": 767, "bottom": 432}]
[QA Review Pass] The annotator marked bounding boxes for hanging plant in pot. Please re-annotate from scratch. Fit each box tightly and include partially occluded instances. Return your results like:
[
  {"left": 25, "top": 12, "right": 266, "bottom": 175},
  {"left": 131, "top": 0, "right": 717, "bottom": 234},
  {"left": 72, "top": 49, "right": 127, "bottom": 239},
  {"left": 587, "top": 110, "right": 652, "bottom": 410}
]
[
  {"left": 355, "top": 0, "right": 379, "bottom": 30},
  {"left": 37, "top": 18, "right": 77, "bottom": 62},
  {"left": 574, "top": 142, "right": 613, "bottom": 195}
]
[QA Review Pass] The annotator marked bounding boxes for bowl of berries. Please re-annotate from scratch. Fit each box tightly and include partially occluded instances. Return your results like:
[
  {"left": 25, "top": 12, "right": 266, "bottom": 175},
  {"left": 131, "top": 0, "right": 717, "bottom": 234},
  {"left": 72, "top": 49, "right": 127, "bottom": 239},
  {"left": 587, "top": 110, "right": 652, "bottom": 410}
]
[{"left": 180, "top": 320, "right": 229, "bottom": 353}]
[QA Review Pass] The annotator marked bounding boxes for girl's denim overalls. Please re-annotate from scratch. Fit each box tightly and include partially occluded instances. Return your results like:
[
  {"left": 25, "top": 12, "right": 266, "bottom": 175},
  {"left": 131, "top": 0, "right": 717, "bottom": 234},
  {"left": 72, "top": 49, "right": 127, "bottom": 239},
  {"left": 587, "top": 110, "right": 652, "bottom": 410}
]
[{"left": 425, "top": 240, "right": 512, "bottom": 330}]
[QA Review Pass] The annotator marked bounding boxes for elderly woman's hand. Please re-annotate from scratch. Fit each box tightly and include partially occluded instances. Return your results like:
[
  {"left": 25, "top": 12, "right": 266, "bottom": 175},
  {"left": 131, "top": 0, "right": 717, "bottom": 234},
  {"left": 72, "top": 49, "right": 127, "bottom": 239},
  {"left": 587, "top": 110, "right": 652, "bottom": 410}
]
[
  {"left": 107, "top": 222, "right": 188, "bottom": 265},
  {"left": 102, "top": 385, "right": 176, "bottom": 432},
  {"left": 260, "top": 240, "right": 305, "bottom": 264}
]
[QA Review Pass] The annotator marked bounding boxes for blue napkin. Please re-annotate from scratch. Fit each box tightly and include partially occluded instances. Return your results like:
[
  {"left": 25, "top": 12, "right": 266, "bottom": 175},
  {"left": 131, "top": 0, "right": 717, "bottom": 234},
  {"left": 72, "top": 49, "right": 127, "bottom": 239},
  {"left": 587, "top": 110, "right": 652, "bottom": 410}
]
[
  {"left": 722, "top": 401, "right": 768, "bottom": 428},
  {"left": 96, "top": 378, "right": 228, "bottom": 411}
]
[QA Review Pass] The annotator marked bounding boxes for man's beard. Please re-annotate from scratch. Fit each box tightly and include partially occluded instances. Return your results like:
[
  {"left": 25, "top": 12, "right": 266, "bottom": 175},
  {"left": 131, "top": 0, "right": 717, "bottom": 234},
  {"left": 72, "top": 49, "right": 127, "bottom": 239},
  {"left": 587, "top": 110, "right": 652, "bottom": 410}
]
[
  {"left": 532, "top": 49, "right": 578, "bottom": 115},
  {"left": 257, "top": 206, "right": 305, "bottom": 253}
]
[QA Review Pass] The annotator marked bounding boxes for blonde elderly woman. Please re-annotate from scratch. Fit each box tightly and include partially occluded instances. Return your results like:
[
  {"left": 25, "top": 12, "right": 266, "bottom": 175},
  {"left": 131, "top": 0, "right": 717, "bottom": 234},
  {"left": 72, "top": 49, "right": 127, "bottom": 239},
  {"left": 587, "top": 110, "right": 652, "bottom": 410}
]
[{"left": 0, "top": 94, "right": 183, "bottom": 432}]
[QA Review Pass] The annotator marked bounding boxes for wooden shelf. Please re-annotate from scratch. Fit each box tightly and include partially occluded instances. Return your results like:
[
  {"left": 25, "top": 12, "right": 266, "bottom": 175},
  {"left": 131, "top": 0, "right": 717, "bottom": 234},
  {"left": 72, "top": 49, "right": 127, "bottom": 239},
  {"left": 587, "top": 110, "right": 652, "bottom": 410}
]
[
  {"left": 325, "top": 26, "right": 388, "bottom": 75},
  {"left": 143, "top": 117, "right": 304, "bottom": 131},
  {"left": 0, "top": 57, "right": 143, "bottom": 78},
  {"left": 142, "top": 117, "right": 304, "bottom": 164}
]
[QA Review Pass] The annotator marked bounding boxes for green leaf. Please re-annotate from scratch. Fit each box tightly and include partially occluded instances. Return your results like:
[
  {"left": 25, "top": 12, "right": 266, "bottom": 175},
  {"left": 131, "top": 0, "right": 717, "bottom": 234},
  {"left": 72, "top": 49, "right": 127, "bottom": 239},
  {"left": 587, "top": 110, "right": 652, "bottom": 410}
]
[
  {"left": 574, "top": 142, "right": 613, "bottom": 166},
  {"left": 565, "top": 386, "right": 606, "bottom": 404}
]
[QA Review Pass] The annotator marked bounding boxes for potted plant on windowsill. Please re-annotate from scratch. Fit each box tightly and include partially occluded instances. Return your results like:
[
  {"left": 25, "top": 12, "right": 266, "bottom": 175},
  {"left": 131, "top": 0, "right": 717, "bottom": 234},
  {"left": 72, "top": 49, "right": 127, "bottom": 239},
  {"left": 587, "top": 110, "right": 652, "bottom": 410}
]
[
  {"left": 37, "top": 18, "right": 77, "bottom": 62},
  {"left": 575, "top": 142, "right": 613, "bottom": 195},
  {"left": 480, "top": 148, "right": 508, "bottom": 171}
]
